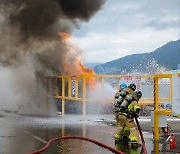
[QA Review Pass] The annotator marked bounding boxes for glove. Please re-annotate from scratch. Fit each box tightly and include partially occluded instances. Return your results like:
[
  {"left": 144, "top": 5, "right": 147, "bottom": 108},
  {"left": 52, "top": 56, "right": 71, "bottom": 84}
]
[
  {"left": 134, "top": 112, "right": 139, "bottom": 118},
  {"left": 113, "top": 107, "right": 119, "bottom": 114},
  {"left": 130, "top": 110, "right": 139, "bottom": 118},
  {"left": 134, "top": 108, "right": 140, "bottom": 118}
]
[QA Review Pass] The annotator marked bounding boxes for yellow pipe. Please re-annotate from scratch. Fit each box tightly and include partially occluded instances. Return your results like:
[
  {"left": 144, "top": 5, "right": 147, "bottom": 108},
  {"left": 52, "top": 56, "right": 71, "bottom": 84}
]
[
  {"left": 53, "top": 74, "right": 175, "bottom": 125},
  {"left": 154, "top": 77, "right": 159, "bottom": 141},
  {"left": 156, "top": 109, "right": 172, "bottom": 115},
  {"left": 154, "top": 141, "right": 159, "bottom": 154},
  {"left": 55, "top": 96, "right": 171, "bottom": 103},
  {"left": 154, "top": 74, "right": 172, "bottom": 78},
  {"left": 57, "top": 74, "right": 153, "bottom": 79}
]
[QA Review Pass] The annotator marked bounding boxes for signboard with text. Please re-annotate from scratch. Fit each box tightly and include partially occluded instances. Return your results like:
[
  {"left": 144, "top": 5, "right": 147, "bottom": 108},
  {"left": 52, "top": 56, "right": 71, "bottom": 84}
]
[
  {"left": 72, "top": 76, "right": 76, "bottom": 96},
  {"left": 120, "top": 76, "right": 141, "bottom": 90}
]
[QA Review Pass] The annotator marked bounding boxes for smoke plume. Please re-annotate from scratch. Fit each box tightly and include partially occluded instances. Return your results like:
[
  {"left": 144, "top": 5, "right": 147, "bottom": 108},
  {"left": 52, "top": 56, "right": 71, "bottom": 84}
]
[{"left": 0, "top": 0, "right": 105, "bottom": 112}]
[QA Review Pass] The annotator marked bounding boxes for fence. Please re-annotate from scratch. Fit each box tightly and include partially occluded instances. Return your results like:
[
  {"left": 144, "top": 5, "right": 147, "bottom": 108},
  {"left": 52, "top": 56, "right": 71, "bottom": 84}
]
[{"left": 46, "top": 74, "right": 173, "bottom": 120}]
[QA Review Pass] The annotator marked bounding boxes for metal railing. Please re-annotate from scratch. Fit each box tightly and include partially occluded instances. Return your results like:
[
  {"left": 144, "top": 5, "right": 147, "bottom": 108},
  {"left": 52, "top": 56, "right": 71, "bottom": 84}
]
[{"left": 46, "top": 74, "right": 173, "bottom": 120}]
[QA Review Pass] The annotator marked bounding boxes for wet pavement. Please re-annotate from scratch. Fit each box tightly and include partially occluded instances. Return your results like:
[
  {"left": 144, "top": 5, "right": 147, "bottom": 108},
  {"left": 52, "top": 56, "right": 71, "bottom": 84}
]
[{"left": 0, "top": 111, "right": 180, "bottom": 154}]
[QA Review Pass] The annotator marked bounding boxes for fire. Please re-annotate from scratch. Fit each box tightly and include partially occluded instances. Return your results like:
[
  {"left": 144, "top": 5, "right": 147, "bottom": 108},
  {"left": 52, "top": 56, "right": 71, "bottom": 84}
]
[
  {"left": 59, "top": 32, "right": 71, "bottom": 40},
  {"left": 59, "top": 32, "right": 96, "bottom": 88}
]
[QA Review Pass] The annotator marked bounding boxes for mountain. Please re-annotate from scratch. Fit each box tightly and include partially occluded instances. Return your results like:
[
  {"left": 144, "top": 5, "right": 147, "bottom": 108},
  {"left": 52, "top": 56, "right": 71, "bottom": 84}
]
[
  {"left": 85, "top": 63, "right": 102, "bottom": 68},
  {"left": 94, "top": 40, "right": 180, "bottom": 74}
]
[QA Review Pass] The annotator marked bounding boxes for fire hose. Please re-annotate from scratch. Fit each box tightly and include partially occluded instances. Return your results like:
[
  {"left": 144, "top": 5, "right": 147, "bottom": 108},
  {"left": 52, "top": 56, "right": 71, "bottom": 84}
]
[
  {"left": 28, "top": 118, "right": 147, "bottom": 154},
  {"left": 135, "top": 117, "right": 147, "bottom": 154},
  {"left": 27, "top": 136, "right": 125, "bottom": 154}
]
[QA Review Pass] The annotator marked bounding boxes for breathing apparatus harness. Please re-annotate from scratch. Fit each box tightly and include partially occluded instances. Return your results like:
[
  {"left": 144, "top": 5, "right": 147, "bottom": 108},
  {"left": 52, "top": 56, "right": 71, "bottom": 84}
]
[
  {"left": 114, "top": 90, "right": 142, "bottom": 118},
  {"left": 114, "top": 83, "right": 136, "bottom": 114}
]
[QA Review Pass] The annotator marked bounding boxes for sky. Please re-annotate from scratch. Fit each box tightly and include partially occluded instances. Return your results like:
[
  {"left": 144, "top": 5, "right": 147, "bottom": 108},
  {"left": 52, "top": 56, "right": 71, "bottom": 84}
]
[{"left": 72, "top": 0, "right": 180, "bottom": 64}]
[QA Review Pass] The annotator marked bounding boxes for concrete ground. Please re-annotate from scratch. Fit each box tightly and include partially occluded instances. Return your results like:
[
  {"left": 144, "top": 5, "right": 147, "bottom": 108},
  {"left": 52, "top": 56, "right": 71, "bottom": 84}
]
[{"left": 0, "top": 110, "right": 180, "bottom": 154}]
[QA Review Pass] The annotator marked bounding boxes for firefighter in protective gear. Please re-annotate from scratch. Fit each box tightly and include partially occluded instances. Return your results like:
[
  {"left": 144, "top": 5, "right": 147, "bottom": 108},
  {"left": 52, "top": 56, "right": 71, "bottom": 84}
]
[
  {"left": 114, "top": 83, "right": 127, "bottom": 130},
  {"left": 128, "top": 91, "right": 142, "bottom": 148},
  {"left": 114, "top": 90, "right": 142, "bottom": 149},
  {"left": 114, "top": 83, "right": 137, "bottom": 141}
]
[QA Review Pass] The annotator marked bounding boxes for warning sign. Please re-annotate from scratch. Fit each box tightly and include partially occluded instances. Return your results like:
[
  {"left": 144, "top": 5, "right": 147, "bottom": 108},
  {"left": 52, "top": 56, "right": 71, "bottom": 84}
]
[
  {"left": 135, "top": 76, "right": 141, "bottom": 90},
  {"left": 120, "top": 76, "right": 141, "bottom": 90},
  {"left": 72, "top": 76, "right": 76, "bottom": 96}
]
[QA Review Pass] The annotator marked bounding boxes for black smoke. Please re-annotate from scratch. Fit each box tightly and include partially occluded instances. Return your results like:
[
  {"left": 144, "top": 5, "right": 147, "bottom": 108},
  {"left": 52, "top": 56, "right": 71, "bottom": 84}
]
[
  {"left": 0, "top": 0, "right": 105, "bottom": 75},
  {"left": 0, "top": 0, "right": 105, "bottom": 112}
]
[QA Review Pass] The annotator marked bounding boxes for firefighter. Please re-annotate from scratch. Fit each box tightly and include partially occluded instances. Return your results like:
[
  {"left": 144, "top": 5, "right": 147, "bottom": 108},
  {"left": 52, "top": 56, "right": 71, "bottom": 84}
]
[
  {"left": 114, "top": 83, "right": 136, "bottom": 141},
  {"left": 114, "top": 83, "right": 127, "bottom": 104},
  {"left": 114, "top": 83, "right": 127, "bottom": 136},
  {"left": 114, "top": 91, "right": 142, "bottom": 149},
  {"left": 127, "top": 90, "right": 142, "bottom": 148}
]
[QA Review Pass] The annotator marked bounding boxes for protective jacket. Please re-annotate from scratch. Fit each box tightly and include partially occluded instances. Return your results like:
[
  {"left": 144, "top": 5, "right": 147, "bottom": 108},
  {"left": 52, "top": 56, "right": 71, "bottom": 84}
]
[{"left": 114, "top": 95, "right": 141, "bottom": 145}]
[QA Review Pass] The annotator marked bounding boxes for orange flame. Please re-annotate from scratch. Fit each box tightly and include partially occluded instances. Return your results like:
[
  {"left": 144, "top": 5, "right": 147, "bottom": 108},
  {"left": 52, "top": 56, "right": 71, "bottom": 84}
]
[
  {"left": 59, "top": 32, "right": 71, "bottom": 40},
  {"left": 59, "top": 32, "right": 96, "bottom": 88}
]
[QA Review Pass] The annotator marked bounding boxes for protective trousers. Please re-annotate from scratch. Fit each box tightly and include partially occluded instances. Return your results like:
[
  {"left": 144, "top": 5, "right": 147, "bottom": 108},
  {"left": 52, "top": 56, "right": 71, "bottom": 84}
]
[{"left": 115, "top": 114, "right": 139, "bottom": 143}]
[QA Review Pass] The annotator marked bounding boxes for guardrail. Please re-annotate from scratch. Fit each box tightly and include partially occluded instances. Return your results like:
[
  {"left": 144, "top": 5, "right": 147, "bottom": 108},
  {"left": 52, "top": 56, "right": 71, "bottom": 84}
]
[{"left": 46, "top": 74, "right": 173, "bottom": 120}]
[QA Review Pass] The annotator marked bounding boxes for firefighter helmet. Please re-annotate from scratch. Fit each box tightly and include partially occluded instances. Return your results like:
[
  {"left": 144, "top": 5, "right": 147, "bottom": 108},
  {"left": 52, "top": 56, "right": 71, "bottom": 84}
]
[
  {"left": 128, "top": 83, "right": 136, "bottom": 91},
  {"left": 120, "top": 83, "right": 127, "bottom": 89},
  {"left": 134, "top": 91, "right": 142, "bottom": 99}
]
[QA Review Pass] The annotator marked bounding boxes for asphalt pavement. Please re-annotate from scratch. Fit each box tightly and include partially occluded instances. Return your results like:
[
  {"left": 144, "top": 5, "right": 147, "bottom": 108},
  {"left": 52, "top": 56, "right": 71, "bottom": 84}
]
[{"left": 0, "top": 110, "right": 179, "bottom": 154}]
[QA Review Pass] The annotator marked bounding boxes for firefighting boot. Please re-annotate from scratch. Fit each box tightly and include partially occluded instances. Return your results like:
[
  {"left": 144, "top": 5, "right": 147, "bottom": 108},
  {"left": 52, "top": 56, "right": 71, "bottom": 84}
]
[
  {"left": 122, "top": 135, "right": 130, "bottom": 144},
  {"left": 130, "top": 141, "right": 141, "bottom": 149},
  {"left": 114, "top": 134, "right": 122, "bottom": 142}
]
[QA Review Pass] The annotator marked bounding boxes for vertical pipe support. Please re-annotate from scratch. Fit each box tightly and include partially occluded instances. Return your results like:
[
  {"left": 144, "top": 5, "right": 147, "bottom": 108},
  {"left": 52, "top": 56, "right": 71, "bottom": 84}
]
[
  {"left": 62, "top": 77, "right": 65, "bottom": 116},
  {"left": 82, "top": 76, "right": 86, "bottom": 120},
  {"left": 154, "top": 76, "right": 159, "bottom": 140},
  {"left": 154, "top": 141, "right": 159, "bottom": 154}
]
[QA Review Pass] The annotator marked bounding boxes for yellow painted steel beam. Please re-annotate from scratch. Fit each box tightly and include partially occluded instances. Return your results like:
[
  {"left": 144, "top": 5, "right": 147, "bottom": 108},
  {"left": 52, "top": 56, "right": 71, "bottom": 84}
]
[
  {"left": 156, "top": 109, "right": 172, "bottom": 115},
  {"left": 154, "top": 74, "right": 172, "bottom": 78},
  {"left": 154, "top": 141, "right": 159, "bottom": 154},
  {"left": 56, "top": 96, "right": 82, "bottom": 101},
  {"left": 57, "top": 74, "right": 153, "bottom": 79},
  {"left": 154, "top": 77, "right": 159, "bottom": 141}
]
